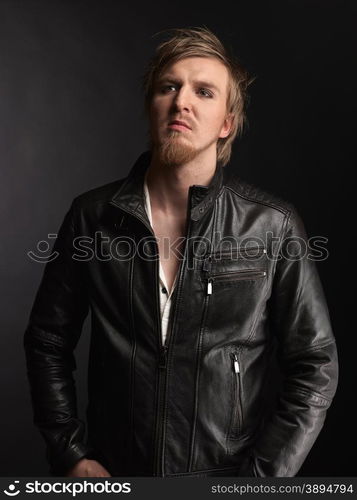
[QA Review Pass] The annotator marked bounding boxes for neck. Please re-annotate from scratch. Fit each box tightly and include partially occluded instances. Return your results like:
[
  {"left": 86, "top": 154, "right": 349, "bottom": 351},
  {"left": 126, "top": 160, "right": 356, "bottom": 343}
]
[{"left": 145, "top": 147, "right": 218, "bottom": 216}]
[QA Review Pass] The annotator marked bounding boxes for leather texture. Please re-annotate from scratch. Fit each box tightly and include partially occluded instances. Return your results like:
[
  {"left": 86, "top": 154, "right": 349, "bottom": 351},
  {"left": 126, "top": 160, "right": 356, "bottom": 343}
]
[{"left": 24, "top": 151, "right": 338, "bottom": 477}]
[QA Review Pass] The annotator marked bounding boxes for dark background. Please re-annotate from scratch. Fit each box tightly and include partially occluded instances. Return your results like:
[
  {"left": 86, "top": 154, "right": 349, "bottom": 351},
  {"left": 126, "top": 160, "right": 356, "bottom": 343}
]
[{"left": 0, "top": 0, "right": 355, "bottom": 476}]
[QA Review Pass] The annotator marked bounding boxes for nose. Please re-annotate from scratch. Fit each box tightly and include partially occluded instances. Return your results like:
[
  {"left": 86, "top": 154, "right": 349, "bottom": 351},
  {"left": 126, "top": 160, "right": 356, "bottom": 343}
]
[{"left": 171, "top": 86, "right": 191, "bottom": 113}]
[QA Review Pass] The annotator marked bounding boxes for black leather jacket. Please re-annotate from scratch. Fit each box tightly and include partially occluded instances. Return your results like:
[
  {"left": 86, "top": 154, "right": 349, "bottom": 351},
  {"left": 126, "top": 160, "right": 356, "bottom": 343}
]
[{"left": 24, "top": 151, "right": 338, "bottom": 477}]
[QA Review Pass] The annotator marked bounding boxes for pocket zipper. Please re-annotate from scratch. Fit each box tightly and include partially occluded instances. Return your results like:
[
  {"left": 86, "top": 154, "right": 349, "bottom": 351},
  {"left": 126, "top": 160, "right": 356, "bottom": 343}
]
[
  {"left": 229, "top": 352, "right": 243, "bottom": 438},
  {"left": 206, "top": 269, "right": 267, "bottom": 295},
  {"left": 232, "top": 352, "right": 240, "bottom": 374}
]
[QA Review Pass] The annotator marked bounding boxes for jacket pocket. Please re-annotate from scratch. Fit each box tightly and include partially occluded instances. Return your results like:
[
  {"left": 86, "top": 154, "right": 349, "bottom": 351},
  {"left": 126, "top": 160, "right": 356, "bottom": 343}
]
[
  {"left": 227, "top": 349, "right": 243, "bottom": 440},
  {"left": 205, "top": 269, "right": 266, "bottom": 294},
  {"left": 212, "top": 269, "right": 266, "bottom": 283}
]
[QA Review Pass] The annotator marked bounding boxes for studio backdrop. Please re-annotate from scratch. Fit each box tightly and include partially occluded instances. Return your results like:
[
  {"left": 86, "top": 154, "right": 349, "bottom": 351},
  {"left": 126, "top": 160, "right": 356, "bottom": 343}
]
[{"left": 0, "top": 0, "right": 355, "bottom": 476}]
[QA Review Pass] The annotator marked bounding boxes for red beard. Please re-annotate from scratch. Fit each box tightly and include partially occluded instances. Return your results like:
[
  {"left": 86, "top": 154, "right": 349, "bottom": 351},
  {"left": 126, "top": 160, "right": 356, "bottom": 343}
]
[{"left": 157, "top": 131, "right": 198, "bottom": 166}]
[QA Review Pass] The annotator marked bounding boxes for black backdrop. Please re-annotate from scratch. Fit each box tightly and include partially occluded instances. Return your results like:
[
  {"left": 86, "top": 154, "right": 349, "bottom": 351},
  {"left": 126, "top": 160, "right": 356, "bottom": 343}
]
[{"left": 0, "top": 0, "right": 355, "bottom": 476}]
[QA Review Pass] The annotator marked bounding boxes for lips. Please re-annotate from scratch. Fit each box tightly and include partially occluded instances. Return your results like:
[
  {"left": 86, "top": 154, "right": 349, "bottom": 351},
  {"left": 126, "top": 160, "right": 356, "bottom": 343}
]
[{"left": 168, "top": 120, "right": 192, "bottom": 130}]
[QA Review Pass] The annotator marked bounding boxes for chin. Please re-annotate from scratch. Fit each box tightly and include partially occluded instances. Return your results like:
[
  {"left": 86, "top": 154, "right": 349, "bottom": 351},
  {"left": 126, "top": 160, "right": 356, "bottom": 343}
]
[{"left": 158, "top": 136, "right": 198, "bottom": 167}]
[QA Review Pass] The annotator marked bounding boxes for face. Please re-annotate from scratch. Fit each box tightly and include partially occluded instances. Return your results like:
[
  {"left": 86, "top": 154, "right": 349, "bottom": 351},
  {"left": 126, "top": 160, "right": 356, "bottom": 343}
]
[{"left": 149, "top": 56, "right": 233, "bottom": 166}]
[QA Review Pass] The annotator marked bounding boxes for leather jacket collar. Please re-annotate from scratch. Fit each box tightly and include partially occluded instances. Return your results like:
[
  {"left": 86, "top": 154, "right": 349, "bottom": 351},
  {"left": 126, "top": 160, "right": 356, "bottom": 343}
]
[{"left": 109, "top": 150, "right": 224, "bottom": 223}]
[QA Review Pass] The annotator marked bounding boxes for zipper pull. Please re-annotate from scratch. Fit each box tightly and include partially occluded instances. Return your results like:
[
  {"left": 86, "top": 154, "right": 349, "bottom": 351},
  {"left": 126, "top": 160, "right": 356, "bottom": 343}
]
[
  {"left": 232, "top": 353, "right": 240, "bottom": 373},
  {"left": 207, "top": 277, "right": 213, "bottom": 295},
  {"left": 159, "top": 345, "right": 168, "bottom": 369}
]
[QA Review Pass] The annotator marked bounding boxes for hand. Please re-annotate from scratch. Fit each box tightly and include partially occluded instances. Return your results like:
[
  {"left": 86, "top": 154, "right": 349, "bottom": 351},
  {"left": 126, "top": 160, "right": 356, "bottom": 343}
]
[{"left": 66, "top": 458, "right": 112, "bottom": 477}]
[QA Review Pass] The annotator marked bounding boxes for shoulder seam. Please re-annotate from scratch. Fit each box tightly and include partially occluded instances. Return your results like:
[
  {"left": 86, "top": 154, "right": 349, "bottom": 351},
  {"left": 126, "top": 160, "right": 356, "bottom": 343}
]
[
  {"left": 73, "top": 178, "right": 126, "bottom": 207},
  {"left": 224, "top": 185, "right": 292, "bottom": 216}
]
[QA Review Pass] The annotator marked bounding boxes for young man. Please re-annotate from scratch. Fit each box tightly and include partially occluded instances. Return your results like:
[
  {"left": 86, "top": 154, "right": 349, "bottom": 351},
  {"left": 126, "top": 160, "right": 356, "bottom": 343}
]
[{"left": 24, "top": 27, "right": 338, "bottom": 477}]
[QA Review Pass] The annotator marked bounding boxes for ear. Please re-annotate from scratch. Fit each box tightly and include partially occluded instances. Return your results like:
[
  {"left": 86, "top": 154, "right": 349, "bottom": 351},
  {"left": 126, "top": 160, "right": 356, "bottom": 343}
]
[{"left": 219, "top": 113, "right": 234, "bottom": 139}]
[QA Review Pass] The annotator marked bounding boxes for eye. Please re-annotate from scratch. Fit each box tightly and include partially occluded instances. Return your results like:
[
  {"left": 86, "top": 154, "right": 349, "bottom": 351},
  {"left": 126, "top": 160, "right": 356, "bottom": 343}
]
[
  {"left": 161, "top": 84, "right": 177, "bottom": 93},
  {"left": 198, "top": 88, "right": 213, "bottom": 98}
]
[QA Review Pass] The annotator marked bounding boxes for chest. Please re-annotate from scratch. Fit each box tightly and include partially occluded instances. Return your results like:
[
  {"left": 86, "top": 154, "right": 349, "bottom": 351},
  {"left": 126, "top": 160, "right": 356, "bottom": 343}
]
[{"left": 151, "top": 208, "right": 186, "bottom": 291}]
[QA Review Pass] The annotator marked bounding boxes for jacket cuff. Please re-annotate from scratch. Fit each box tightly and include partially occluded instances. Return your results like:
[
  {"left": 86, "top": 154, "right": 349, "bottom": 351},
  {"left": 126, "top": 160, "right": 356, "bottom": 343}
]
[{"left": 49, "top": 443, "right": 95, "bottom": 476}]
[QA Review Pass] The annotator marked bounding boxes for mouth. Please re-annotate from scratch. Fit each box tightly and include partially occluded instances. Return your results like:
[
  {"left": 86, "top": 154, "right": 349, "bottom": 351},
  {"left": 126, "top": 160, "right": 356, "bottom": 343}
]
[{"left": 168, "top": 120, "right": 192, "bottom": 131}]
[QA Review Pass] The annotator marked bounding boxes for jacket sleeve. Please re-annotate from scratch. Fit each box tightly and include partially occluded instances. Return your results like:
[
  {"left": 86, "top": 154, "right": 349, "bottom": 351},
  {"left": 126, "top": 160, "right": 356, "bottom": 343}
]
[
  {"left": 239, "top": 206, "right": 338, "bottom": 477},
  {"left": 24, "top": 199, "right": 93, "bottom": 475}
]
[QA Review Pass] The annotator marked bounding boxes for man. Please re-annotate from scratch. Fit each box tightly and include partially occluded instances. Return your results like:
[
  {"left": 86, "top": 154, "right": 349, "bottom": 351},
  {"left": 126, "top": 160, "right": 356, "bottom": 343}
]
[{"left": 24, "top": 27, "right": 338, "bottom": 477}]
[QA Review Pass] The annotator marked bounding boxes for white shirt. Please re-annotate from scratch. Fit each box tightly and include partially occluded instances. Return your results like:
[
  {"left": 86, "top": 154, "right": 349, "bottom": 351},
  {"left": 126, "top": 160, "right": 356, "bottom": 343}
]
[{"left": 143, "top": 178, "right": 178, "bottom": 346}]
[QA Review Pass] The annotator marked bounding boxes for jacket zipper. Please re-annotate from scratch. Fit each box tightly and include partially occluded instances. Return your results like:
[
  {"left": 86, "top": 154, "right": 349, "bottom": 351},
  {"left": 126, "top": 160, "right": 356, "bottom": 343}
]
[
  {"left": 229, "top": 351, "right": 243, "bottom": 438},
  {"left": 112, "top": 191, "right": 211, "bottom": 476},
  {"left": 154, "top": 187, "right": 196, "bottom": 477},
  {"left": 154, "top": 341, "right": 168, "bottom": 476},
  {"left": 116, "top": 207, "right": 187, "bottom": 477},
  {"left": 149, "top": 219, "right": 172, "bottom": 478}
]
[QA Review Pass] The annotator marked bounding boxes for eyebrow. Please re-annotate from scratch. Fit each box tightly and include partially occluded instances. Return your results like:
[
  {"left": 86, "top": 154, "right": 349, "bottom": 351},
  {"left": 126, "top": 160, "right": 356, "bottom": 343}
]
[{"left": 157, "top": 76, "right": 221, "bottom": 94}]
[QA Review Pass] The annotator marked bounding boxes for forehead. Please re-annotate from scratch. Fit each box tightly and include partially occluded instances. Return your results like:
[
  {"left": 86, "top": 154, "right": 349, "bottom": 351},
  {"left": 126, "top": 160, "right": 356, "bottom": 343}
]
[{"left": 158, "top": 56, "right": 230, "bottom": 92}]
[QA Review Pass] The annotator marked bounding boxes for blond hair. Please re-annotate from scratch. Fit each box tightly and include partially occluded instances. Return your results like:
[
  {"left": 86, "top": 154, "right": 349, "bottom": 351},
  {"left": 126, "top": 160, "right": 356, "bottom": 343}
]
[{"left": 142, "top": 26, "right": 254, "bottom": 166}]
